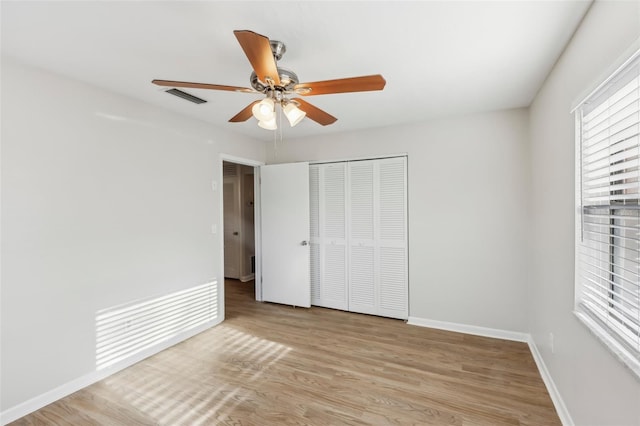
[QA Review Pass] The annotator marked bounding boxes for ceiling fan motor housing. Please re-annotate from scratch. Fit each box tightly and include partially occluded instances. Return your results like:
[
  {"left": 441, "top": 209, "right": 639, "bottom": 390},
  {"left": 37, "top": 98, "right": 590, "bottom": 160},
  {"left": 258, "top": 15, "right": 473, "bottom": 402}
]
[
  {"left": 250, "top": 67, "right": 299, "bottom": 92},
  {"left": 248, "top": 39, "right": 300, "bottom": 93}
]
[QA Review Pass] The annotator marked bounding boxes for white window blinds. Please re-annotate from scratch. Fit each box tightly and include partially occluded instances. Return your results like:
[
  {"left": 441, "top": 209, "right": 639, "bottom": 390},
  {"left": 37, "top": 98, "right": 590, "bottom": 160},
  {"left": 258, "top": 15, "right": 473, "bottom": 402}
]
[{"left": 576, "top": 50, "right": 640, "bottom": 376}]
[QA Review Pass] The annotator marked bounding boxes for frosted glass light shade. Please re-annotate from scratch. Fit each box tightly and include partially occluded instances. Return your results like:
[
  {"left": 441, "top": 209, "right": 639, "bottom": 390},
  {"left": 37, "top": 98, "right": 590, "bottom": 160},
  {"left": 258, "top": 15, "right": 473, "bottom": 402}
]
[
  {"left": 252, "top": 98, "right": 275, "bottom": 121},
  {"left": 283, "top": 103, "right": 306, "bottom": 127},
  {"left": 258, "top": 117, "right": 277, "bottom": 130}
]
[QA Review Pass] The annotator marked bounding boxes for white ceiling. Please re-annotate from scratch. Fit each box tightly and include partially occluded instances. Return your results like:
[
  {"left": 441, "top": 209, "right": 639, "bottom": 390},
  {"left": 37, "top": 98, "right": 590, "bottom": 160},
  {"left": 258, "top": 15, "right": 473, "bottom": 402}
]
[{"left": 1, "top": 1, "right": 591, "bottom": 142}]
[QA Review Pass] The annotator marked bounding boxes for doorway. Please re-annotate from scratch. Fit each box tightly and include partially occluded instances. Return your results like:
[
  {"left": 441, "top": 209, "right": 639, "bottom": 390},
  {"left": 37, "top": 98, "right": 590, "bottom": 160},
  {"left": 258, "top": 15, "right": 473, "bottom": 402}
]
[
  {"left": 222, "top": 161, "right": 255, "bottom": 282},
  {"left": 219, "top": 154, "right": 264, "bottom": 326},
  {"left": 220, "top": 156, "right": 313, "bottom": 320},
  {"left": 222, "top": 160, "right": 257, "bottom": 301}
]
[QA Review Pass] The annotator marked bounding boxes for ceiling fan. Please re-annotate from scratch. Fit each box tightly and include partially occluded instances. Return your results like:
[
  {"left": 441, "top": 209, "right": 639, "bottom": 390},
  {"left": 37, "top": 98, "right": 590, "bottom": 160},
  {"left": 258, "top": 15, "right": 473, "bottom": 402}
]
[{"left": 152, "top": 30, "right": 386, "bottom": 130}]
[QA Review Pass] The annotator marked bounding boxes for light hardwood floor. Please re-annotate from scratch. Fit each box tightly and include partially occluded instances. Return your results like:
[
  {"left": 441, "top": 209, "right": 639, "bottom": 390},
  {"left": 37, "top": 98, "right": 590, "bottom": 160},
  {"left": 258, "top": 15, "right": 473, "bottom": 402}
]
[{"left": 11, "top": 279, "right": 560, "bottom": 425}]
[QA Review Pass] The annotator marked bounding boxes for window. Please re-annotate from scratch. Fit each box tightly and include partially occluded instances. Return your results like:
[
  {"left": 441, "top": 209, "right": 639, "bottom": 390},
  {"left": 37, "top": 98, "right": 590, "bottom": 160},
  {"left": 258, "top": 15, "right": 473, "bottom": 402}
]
[{"left": 575, "top": 49, "right": 640, "bottom": 377}]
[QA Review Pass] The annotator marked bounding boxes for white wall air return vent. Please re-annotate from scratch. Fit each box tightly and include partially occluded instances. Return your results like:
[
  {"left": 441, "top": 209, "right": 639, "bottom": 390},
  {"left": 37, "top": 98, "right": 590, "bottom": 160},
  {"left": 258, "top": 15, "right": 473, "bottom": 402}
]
[{"left": 165, "top": 88, "right": 207, "bottom": 104}]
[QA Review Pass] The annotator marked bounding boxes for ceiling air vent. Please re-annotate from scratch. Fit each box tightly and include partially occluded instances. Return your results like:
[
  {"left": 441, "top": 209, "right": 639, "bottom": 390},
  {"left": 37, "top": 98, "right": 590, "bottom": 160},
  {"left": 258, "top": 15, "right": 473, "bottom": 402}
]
[{"left": 165, "top": 88, "right": 207, "bottom": 104}]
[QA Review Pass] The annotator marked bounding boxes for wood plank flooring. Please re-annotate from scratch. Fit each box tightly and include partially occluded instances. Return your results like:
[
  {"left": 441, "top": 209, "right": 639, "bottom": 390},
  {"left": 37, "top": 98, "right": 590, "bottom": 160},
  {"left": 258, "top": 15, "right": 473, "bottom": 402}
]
[{"left": 11, "top": 279, "right": 560, "bottom": 425}]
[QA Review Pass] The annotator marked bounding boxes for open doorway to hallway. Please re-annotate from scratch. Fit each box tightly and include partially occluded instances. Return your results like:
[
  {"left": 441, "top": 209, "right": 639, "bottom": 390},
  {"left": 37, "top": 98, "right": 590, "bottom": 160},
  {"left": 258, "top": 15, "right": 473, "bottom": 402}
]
[{"left": 222, "top": 161, "right": 256, "bottom": 300}]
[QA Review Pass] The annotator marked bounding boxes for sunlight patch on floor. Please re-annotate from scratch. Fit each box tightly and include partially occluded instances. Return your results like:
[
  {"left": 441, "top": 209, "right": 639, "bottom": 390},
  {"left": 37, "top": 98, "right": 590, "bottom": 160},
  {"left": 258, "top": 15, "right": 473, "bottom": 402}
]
[{"left": 104, "top": 323, "right": 291, "bottom": 424}]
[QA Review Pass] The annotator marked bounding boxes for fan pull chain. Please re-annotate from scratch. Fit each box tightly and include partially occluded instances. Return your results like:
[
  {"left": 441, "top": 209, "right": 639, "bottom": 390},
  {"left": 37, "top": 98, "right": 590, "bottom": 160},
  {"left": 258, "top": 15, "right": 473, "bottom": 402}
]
[
  {"left": 273, "top": 110, "right": 277, "bottom": 154},
  {"left": 271, "top": 102, "right": 284, "bottom": 156},
  {"left": 279, "top": 102, "right": 283, "bottom": 147}
]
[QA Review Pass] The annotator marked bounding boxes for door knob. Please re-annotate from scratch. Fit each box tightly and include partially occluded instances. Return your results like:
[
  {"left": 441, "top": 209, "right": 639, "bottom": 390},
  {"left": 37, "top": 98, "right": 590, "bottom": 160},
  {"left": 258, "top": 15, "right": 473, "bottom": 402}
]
[
  {"left": 301, "top": 240, "right": 308, "bottom": 246},
  {"left": 233, "top": 232, "right": 239, "bottom": 235}
]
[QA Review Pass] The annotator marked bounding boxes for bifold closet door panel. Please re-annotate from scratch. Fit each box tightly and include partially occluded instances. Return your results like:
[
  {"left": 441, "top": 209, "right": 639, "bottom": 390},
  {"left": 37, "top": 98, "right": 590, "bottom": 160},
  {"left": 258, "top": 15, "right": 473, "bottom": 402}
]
[
  {"left": 322, "top": 164, "right": 348, "bottom": 310},
  {"left": 310, "top": 166, "right": 321, "bottom": 304},
  {"left": 309, "top": 163, "right": 348, "bottom": 311},
  {"left": 348, "top": 160, "right": 377, "bottom": 315},
  {"left": 377, "top": 158, "right": 408, "bottom": 319}
]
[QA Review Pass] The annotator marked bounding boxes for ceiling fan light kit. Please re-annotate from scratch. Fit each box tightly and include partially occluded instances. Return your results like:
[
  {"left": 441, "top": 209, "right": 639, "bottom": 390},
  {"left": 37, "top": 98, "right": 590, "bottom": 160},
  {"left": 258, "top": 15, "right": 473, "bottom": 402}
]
[
  {"left": 258, "top": 117, "right": 277, "bottom": 130},
  {"left": 152, "top": 30, "right": 386, "bottom": 130},
  {"left": 283, "top": 102, "right": 306, "bottom": 127},
  {"left": 252, "top": 97, "right": 275, "bottom": 121}
]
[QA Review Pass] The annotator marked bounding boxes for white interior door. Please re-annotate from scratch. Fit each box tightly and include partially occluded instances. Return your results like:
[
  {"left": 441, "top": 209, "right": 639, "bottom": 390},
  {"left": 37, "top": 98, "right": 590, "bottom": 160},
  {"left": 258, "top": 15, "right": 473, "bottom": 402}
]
[{"left": 261, "top": 162, "right": 310, "bottom": 307}]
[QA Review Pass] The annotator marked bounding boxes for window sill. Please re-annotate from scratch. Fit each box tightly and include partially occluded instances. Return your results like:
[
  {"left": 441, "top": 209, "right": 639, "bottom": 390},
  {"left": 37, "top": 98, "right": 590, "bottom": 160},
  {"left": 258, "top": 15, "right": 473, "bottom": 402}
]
[{"left": 574, "top": 310, "right": 640, "bottom": 381}]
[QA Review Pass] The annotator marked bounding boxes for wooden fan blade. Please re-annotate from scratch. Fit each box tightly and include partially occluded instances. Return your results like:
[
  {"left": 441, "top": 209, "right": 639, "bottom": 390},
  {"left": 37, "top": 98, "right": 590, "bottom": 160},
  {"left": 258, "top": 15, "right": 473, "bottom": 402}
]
[
  {"left": 294, "top": 74, "right": 386, "bottom": 96},
  {"left": 229, "top": 101, "right": 260, "bottom": 122},
  {"left": 233, "top": 30, "right": 281, "bottom": 86},
  {"left": 292, "top": 98, "right": 337, "bottom": 126},
  {"left": 152, "top": 80, "right": 255, "bottom": 93}
]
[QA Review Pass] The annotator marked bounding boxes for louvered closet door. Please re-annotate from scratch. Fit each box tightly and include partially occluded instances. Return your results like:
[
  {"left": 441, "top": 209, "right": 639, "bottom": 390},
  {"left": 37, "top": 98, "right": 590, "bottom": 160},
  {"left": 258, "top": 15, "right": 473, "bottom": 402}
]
[
  {"left": 309, "top": 166, "right": 321, "bottom": 305},
  {"left": 311, "top": 157, "right": 407, "bottom": 319},
  {"left": 349, "top": 157, "right": 408, "bottom": 319},
  {"left": 377, "top": 157, "right": 408, "bottom": 319},
  {"left": 348, "top": 160, "right": 377, "bottom": 315},
  {"left": 309, "top": 163, "right": 348, "bottom": 310}
]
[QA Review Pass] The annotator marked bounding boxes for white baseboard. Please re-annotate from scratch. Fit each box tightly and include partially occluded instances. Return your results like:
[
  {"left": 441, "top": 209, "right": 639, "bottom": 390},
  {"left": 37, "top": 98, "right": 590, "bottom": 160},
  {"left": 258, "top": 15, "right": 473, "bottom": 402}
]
[
  {"left": 0, "top": 318, "right": 223, "bottom": 425},
  {"left": 239, "top": 273, "right": 255, "bottom": 283},
  {"left": 527, "top": 336, "right": 574, "bottom": 426},
  {"left": 407, "top": 316, "right": 572, "bottom": 426},
  {"left": 407, "top": 316, "right": 529, "bottom": 342}
]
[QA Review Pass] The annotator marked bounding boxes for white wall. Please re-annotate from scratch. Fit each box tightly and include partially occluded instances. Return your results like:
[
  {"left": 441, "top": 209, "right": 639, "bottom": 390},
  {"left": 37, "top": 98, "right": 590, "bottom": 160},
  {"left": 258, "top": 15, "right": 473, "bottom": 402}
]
[
  {"left": 0, "top": 58, "right": 265, "bottom": 413},
  {"left": 267, "top": 108, "right": 530, "bottom": 333},
  {"left": 528, "top": 1, "right": 640, "bottom": 425}
]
